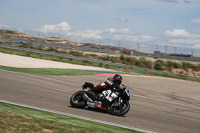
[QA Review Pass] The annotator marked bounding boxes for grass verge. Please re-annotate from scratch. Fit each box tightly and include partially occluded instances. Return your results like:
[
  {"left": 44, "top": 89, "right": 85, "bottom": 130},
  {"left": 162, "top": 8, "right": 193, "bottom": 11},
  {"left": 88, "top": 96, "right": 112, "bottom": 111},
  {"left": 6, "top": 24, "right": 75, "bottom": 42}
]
[
  {"left": 0, "top": 102, "right": 140, "bottom": 133},
  {"left": 0, "top": 47, "right": 199, "bottom": 82},
  {"left": 0, "top": 65, "right": 98, "bottom": 76}
]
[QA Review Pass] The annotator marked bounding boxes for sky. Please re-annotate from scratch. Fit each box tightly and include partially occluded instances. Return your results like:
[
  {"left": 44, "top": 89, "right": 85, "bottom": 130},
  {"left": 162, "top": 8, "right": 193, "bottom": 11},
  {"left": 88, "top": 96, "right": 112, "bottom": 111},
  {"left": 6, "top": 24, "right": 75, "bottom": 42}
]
[{"left": 0, "top": 0, "right": 200, "bottom": 55}]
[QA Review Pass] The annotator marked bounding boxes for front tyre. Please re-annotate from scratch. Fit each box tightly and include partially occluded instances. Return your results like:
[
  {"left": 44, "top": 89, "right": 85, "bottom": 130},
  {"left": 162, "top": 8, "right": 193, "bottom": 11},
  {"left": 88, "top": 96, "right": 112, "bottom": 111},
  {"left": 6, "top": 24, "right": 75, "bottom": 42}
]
[
  {"left": 110, "top": 101, "right": 130, "bottom": 116},
  {"left": 70, "top": 91, "right": 86, "bottom": 108}
]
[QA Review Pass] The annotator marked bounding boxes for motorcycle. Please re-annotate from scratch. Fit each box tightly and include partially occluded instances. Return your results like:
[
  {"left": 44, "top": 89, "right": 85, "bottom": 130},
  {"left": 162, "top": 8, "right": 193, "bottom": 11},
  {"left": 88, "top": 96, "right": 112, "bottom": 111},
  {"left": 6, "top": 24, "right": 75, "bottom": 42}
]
[{"left": 70, "top": 82, "right": 130, "bottom": 116}]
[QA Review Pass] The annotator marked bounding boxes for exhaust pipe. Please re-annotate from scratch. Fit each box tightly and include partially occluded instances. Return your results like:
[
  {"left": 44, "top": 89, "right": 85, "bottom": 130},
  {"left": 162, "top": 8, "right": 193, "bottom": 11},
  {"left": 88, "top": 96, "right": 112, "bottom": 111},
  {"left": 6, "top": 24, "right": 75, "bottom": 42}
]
[{"left": 82, "top": 93, "right": 93, "bottom": 102}]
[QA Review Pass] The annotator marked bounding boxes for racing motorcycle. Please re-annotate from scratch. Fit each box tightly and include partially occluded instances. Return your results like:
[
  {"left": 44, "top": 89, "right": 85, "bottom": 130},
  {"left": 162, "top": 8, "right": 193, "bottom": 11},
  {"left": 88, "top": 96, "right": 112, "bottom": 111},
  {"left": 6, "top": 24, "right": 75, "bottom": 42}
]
[{"left": 70, "top": 82, "right": 130, "bottom": 116}]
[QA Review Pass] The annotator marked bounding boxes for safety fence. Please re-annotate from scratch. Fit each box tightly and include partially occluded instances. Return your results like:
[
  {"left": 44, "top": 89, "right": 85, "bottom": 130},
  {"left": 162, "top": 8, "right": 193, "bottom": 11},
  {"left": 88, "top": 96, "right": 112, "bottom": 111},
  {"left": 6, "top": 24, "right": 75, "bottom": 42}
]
[
  {"left": 0, "top": 44, "right": 199, "bottom": 80},
  {"left": 0, "top": 38, "right": 115, "bottom": 54},
  {"left": 1, "top": 38, "right": 200, "bottom": 62},
  {"left": 131, "top": 51, "right": 200, "bottom": 62}
]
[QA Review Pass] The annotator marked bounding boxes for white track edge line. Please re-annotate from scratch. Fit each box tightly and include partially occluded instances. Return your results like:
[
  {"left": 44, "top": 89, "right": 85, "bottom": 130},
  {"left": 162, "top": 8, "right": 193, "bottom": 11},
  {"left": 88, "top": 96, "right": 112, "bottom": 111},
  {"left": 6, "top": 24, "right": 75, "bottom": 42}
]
[{"left": 0, "top": 99, "right": 156, "bottom": 133}]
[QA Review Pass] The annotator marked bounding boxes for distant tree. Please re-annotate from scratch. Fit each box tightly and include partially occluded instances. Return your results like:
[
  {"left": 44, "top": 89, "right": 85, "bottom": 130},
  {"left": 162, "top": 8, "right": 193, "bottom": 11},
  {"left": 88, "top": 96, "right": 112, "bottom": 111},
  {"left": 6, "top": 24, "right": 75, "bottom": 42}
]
[
  {"left": 120, "top": 55, "right": 125, "bottom": 61},
  {"left": 154, "top": 60, "right": 164, "bottom": 70},
  {"left": 182, "top": 62, "right": 190, "bottom": 71}
]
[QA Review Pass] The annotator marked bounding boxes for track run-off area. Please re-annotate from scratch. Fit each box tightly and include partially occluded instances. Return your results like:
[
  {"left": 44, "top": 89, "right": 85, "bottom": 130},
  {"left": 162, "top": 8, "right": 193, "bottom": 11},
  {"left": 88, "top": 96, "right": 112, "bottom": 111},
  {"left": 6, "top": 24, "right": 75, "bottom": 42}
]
[{"left": 0, "top": 69, "right": 200, "bottom": 133}]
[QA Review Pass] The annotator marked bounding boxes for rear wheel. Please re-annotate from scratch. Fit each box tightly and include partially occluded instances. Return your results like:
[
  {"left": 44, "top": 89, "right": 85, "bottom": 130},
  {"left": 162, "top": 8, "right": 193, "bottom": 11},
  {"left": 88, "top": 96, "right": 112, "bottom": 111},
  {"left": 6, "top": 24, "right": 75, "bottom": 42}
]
[
  {"left": 70, "top": 91, "right": 86, "bottom": 108},
  {"left": 110, "top": 101, "right": 130, "bottom": 116}
]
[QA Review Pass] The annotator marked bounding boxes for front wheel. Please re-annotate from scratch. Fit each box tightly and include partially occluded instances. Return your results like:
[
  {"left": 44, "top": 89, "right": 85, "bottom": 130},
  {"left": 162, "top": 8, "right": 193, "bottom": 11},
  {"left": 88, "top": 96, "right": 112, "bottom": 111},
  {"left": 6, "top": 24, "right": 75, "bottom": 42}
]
[
  {"left": 70, "top": 91, "right": 86, "bottom": 108},
  {"left": 110, "top": 101, "right": 130, "bottom": 116}
]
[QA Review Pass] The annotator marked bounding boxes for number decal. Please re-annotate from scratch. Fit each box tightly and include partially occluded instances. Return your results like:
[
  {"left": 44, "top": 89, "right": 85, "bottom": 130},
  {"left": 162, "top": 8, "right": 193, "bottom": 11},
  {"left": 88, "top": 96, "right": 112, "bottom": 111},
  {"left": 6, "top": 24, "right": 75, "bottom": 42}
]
[
  {"left": 102, "top": 90, "right": 112, "bottom": 97},
  {"left": 102, "top": 90, "right": 118, "bottom": 102}
]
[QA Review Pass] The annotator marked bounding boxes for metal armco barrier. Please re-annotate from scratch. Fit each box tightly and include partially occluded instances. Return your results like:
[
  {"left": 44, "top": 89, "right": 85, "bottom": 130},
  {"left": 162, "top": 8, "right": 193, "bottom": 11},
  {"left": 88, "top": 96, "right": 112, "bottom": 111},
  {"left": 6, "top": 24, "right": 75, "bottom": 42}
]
[
  {"left": 0, "top": 44, "right": 200, "bottom": 80},
  {"left": 0, "top": 38, "right": 116, "bottom": 54},
  {"left": 131, "top": 51, "right": 200, "bottom": 62},
  {"left": 1, "top": 38, "right": 200, "bottom": 62}
]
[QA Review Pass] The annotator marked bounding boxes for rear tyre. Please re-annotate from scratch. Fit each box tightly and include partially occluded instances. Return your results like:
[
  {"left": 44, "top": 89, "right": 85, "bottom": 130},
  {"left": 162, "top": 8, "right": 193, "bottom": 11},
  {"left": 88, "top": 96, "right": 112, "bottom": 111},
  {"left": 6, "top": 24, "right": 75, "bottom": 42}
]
[
  {"left": 70, "top": 91, "right": 86, "bottom": 108},
  {"left": 110, "top": 101, "right": 130, "bottom": 116}
]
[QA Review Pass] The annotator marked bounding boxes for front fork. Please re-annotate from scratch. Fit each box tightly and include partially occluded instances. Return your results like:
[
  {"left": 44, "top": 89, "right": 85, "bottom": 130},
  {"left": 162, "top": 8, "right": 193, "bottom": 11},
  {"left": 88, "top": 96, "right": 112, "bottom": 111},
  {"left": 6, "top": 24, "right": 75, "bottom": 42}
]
[
  {"left": 113, "top": 97, "right": 122, "bottom": 106},
  {"left": 115, "top": 97, "right": 123, "bottom": 110},
  {"left": 118, "top": 97, "right": 121, "bottom": 103},
  {"left": 118, "top": 97, "right": 123, "bottom": 105}
]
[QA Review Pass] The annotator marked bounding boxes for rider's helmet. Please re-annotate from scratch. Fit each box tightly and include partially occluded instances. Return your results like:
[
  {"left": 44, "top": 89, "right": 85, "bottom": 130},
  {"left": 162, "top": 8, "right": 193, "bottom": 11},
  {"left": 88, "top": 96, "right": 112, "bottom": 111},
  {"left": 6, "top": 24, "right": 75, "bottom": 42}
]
[{"left": 113, "top": 74, "right": 122, "bottom": 85}]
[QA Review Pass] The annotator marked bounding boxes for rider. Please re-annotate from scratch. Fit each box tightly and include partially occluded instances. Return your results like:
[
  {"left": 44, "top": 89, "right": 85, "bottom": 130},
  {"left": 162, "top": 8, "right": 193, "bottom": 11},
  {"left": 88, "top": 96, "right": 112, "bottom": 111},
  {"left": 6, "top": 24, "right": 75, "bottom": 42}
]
[{"left": 95, "top": 74, "right": 122, "bottom": 92}]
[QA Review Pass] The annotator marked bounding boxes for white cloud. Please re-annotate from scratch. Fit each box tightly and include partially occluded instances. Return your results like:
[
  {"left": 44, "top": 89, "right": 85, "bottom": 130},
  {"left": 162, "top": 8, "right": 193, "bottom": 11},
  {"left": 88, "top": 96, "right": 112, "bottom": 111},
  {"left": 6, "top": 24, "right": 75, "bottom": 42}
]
[
  {"left": 193, "top": 44, "right": 200, "bottom": 49},
  {"left": 105, "top": 28, "right": 117, "bottom": 33},
  {"left": 164, "top": 29, "right": 189, "bottom": 37},
  {"left": 69, "top": 29, "right": 103, "bottom": 40},
  {"left": 164, "top": 29, "right": 200, "bottom": 38},
  {"left": 114, "top": 17, "right": 128, "bottom": 22},
  {"left": 190, "top": 18, "right": 200, "bottom": 24},
  {"left": 36, "top": 22, "right": 154, "bottom": 44},
  {"left": 37, "top": 22, "right": 71, "bottom": 34},
  {"left": 163, "top": 29, "right": 200, "bottom": 49},
  {"left": 0, "top": 24, "right": 9, "bottom": 29},
  {"left": 112, "top": 34, "right": 154, "bottom": 42},
  {"left": 169, "top": 39, "right": 200, "bottom": 45}
]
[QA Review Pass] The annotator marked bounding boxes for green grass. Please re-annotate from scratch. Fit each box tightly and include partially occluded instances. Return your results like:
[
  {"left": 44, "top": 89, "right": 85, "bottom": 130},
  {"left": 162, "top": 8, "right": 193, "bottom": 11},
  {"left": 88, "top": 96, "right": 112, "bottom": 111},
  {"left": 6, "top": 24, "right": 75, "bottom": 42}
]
[
  {"left": 0, "top": 65, "right": 99, "bottom": 75},
  {"left": 0, "top": 102, "right": 140, "bottom": 133},
  {"left": 0, "top": 47, "right": 199, "bottom": 82}
]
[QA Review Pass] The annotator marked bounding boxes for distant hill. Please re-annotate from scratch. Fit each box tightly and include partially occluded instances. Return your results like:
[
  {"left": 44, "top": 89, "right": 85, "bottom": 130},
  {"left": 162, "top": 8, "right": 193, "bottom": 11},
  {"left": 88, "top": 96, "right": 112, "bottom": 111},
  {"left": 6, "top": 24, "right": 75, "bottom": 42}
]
[
  {"left": 0, "top": 29, "right": 82, "bottom": 47},
  {"left": 0, "top": 30, "right": 32, "bottom": 39},
  {"left": 0, "top": 29, "right": 136, "bottom": 55}
]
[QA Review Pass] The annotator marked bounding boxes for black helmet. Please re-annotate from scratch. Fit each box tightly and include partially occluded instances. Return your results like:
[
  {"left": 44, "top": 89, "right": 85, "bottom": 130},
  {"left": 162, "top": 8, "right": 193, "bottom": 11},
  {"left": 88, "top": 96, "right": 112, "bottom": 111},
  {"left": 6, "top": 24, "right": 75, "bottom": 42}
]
[{"left": 113, "top": 74, "right": 122, "bottom": 85}]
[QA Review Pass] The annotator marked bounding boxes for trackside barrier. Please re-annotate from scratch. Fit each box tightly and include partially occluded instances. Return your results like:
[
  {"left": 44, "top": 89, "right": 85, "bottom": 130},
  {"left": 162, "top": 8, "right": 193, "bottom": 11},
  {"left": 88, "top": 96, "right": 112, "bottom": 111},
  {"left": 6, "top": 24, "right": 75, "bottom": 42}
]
[
  {"left": 1, "top": 38, "right": 200, "bottom": 62},
  {"left": 0, "top": 38, "right": 116, "bottom": 54},
  {"left": 0, "top": 44, "right": 200, "bottom": 80},
  {"left": 131, "top": 52, "right": 200, "bottom": 62}
]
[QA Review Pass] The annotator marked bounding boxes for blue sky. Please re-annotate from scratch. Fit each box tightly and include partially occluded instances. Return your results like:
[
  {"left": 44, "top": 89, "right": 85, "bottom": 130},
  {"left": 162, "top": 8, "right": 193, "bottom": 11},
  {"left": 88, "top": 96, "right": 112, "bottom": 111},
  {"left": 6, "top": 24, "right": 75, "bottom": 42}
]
[{"left": 1, "top": 0, "right": 200, "bottom": 54}]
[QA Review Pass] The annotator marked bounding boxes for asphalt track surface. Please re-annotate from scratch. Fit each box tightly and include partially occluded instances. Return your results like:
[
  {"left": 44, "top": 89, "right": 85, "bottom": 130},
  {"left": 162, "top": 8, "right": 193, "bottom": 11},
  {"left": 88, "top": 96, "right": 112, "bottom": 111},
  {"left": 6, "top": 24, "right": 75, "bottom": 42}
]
[{"left": 0, "top": 70, "right": 200, "bottom": 133}]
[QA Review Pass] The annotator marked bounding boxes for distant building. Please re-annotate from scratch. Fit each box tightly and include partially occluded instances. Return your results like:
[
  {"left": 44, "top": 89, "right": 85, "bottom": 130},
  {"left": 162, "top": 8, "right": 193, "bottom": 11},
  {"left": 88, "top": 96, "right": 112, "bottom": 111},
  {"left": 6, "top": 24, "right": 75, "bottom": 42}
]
[{"left": 154, "top": 51, "right": 161, "bottom": 54}]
